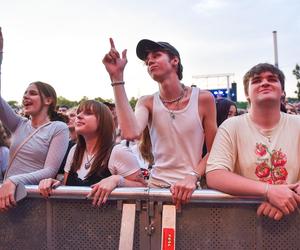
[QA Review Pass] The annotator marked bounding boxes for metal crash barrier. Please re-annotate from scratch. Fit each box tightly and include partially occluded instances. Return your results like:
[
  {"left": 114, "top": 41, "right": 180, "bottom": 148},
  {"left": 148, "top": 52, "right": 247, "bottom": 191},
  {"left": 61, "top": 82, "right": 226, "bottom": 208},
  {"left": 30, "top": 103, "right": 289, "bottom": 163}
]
[{"left": 1, "top": 185, "right": 300, "bottom": 250}]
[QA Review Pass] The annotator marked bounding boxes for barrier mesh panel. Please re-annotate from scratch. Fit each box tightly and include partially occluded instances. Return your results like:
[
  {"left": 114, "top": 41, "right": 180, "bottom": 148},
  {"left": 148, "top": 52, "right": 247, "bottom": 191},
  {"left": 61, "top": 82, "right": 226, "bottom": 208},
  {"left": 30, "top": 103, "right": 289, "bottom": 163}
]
[
  {"left": 176, "top": 204, "right": 257, "bottom": 250},
  {"left": 176, "top": 203, "right": 300, "bottom": 250},
  {"left": 0, "top": 199, "right": 47, "bottom": 250},
  {"left": 2, "top": 197, "right": 300, "bottom": 250},
  {"left": 259, "top": 212, "right": 300, "bottom": 249},
  {"left": 50, "top": 199, "right": 122, "bottom": 250}
]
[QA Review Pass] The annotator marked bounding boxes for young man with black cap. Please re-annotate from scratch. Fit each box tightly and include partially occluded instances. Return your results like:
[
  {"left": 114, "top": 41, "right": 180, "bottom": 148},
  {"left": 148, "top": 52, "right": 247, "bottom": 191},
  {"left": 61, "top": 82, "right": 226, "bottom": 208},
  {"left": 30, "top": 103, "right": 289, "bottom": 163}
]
[{"left": 103, "top": 38, "right": 217, "bottom": 207}]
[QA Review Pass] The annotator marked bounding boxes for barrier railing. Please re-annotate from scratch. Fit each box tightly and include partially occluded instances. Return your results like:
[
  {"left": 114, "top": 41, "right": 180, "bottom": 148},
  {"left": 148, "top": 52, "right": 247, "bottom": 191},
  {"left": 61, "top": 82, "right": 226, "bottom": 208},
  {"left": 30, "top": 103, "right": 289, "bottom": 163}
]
[{"left": 0, "top": 185, "right": 299, "bottom": 250}]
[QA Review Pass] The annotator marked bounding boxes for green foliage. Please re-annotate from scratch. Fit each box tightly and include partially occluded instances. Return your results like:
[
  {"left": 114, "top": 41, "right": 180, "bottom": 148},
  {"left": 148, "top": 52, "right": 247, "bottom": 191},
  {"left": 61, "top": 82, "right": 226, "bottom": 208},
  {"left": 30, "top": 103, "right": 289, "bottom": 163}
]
[
  {"left": 287, "top": 97, "right": 299, "bottom": 103},
  {"left": 94, "top": 97, "right": 110, "bottom": 103},
  {"left": 236, "top": 101, "right": 248, "bottom": 109},
  {"left": 57, "top": 96, "right": 116, "bottom": 108},
  {"left": 129, "top": 97, "right": 138, "bottom": 110},
  {"left": 57, "top": 96, "right": 79, "bottom": 108},
  {"left": 293, "top": 64, "right": 300, "bottom": 100},
  {"left": 7, "top": 100, "right": 20, "bottom": 109}
]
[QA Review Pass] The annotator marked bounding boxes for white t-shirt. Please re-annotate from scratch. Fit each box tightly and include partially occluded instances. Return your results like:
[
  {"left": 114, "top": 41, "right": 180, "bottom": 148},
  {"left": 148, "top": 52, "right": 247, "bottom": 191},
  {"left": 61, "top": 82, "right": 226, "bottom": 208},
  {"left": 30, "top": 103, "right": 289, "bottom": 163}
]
[
  {"left": 206, "top": 112, "right": 300, "bottom": 184},
  {"left": 64, "top": 144, "right": 140, "bottom": 180}
]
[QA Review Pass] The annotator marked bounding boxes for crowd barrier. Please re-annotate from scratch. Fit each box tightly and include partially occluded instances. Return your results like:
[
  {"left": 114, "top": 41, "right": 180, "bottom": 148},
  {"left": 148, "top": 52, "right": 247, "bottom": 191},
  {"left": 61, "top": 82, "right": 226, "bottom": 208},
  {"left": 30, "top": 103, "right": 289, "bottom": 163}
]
[{"left": 0, "top": 185, "right": 299, "bottom": 250}]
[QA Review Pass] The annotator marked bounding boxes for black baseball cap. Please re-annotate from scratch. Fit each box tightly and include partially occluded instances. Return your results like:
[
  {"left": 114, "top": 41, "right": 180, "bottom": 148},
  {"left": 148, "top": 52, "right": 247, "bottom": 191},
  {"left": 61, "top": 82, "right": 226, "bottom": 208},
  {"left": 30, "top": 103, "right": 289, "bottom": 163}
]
[
  {"left": 136, "top": 39, "right": 181, "bottom": 61},
  {"left": 136, "top": 39, "right": 183, "bottom": 80}
]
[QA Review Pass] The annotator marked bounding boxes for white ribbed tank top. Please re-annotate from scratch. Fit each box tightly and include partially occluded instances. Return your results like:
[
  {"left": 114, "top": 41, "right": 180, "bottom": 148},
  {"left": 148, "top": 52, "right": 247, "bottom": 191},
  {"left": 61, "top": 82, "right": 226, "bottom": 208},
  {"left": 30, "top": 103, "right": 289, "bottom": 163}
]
[{"left": 148, "top": 87, "right": 204, "bottom": 187}]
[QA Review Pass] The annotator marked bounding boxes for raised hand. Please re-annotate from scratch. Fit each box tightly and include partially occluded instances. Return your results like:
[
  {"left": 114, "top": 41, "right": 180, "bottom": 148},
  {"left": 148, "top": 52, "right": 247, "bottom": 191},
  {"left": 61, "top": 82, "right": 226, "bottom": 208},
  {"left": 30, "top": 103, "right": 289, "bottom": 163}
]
[{"left": 102, "top": 38, "right": 127, "bottom": 82}]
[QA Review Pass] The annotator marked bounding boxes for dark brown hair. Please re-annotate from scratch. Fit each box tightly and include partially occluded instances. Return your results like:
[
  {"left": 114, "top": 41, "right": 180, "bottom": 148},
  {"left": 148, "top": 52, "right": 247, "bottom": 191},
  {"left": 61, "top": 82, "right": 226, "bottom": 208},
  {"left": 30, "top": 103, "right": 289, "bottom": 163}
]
[
  {"left": 32, "top": 81, "right": 66, "bottom": 122},
  {"left": 216, "top": 98, "right": 237, "bottom": 127},
  {"left": 70, "top": 100, "right": 115, "bottom": 178},
  {"left": 243, "top": 63, "right": 285, "bottom": 98}
]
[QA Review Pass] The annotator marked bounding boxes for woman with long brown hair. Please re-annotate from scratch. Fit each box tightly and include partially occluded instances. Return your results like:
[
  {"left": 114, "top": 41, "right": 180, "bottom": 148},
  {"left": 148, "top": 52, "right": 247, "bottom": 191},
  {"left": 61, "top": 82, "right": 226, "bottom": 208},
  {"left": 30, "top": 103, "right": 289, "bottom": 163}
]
[
  {"left": 0, "top": 29, "right": 69, "bottom": 212},
  {"left": 39, "top": 100, "right": 145, "bottom": 206}
]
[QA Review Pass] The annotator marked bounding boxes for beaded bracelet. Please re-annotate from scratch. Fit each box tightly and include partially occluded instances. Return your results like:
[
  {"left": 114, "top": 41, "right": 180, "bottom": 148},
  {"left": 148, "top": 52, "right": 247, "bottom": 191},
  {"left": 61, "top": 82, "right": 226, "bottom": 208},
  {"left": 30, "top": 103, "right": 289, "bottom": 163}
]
[{"left": 111, "top": 81, "right": 125, "bottom": 87}]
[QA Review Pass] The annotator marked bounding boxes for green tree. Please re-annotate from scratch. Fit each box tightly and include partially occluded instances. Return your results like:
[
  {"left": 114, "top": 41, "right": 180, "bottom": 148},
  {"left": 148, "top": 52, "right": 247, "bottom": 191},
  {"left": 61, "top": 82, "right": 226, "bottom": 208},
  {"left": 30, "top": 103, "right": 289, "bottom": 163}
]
[
  {"left": 7, "top": 100, "right": 20, "bottom": 109},
  {"left": 129, "top": 97, "right": 138, "bottom": 110},
  {"left": 293, "top": 64, "right": 300, "bottom": 100},
  {"left": 57, "top": 96, "right": 78, "bottom": 108},
  {"left": 236, "top": 101, "right": 248, "bottom": 110},
  {"left": 94, "top": 97, "right": 114, "bottom": 104}
]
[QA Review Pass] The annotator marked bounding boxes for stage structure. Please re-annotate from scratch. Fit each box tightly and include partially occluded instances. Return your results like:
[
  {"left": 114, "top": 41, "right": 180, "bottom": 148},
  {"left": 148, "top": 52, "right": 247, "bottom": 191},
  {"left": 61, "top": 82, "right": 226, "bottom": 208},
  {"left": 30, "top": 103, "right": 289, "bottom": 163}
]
[{"left": 192, "top": 73, "right": 236, "bottom": 101}]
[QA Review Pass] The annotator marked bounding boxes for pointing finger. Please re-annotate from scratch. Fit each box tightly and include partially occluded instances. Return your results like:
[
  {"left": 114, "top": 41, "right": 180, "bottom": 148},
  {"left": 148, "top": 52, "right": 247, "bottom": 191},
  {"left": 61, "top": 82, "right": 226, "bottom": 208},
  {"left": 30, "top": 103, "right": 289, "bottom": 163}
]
[{"left": 110, "top": 38, "right": 116, "bottom": 49}]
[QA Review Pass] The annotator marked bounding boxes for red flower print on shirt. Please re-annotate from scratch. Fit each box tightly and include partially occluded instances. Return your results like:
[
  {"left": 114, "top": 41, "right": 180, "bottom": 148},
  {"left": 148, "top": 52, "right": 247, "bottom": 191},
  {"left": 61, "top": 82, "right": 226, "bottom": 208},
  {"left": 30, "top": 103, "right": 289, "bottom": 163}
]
[
  {"left": 255, "top": 161, "right": 271, "bottom": 178},
  {"left": 254, "top": 144, "right": 288, "bottom": 184},
  {"left": 272, "top": 166, "right": 288, "bottom": 181},
  {"left": 271, "top": 149, "right": 287, "bottom": 167},
  {"left": 255, "top": 143, "right": 267, "bottom": 157}
]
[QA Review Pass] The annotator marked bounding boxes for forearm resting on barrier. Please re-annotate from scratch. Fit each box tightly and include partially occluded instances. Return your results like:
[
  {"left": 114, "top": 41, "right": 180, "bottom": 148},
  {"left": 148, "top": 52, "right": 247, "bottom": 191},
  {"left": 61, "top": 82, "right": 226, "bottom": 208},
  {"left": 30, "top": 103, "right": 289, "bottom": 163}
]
[{"left": 206, "top": 169, "right": 300, "bottom": 215}]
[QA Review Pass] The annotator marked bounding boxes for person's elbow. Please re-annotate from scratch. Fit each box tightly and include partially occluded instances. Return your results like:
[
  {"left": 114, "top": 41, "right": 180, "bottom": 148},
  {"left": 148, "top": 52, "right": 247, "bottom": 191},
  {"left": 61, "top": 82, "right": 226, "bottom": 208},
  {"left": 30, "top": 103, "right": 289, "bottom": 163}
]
[
  {"left": 121, "top": 129, "right": 141, "bottom": 141},
  {"left": 206, "top": 170, "right": 224, "bottom": 189}
]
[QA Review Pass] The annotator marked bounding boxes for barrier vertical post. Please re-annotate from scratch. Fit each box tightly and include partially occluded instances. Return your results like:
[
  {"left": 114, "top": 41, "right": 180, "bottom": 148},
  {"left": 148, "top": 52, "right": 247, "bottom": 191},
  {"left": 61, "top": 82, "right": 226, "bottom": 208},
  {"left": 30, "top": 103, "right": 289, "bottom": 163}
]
[
  {"left": 161, "top": 205, "right": 176, "bottom": 250},
  {"left": 119, "top": 203, "right": 136, "bottom": 250}
]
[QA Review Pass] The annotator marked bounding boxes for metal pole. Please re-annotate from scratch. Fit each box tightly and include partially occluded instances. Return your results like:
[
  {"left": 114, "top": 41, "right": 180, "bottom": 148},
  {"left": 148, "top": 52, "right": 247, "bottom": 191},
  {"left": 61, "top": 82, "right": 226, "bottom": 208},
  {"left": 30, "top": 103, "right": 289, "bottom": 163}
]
[
  {"left": 273, "top": 31, "right": 279, "bottom": 67},
  {"left": 226, "top": 75, "right": 231, "bottom": 100}
]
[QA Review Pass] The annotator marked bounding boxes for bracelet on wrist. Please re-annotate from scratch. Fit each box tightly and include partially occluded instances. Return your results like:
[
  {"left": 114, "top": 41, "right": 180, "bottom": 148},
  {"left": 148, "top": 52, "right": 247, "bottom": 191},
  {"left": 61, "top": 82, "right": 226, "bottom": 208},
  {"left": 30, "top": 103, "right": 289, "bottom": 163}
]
[
  {"left": 111, "top": 81, "right": 125, "bottom": 87},
  {"left": 264, "top": 183, "right": 269, "bottom": 200},
  {"left": 118, "top": 176, "right": 125, "bottom": 187},
  {"left": 188, "top": 172, "right": 201, "bottom": 188}
]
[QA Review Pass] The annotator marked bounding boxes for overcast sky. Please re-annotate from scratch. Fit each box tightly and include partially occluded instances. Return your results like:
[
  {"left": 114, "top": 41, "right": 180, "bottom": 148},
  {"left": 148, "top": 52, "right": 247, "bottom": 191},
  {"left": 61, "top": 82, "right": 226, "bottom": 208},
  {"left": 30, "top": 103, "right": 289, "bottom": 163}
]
[{"left": 0, "top": 0, "right": 299, "bottom": 103}]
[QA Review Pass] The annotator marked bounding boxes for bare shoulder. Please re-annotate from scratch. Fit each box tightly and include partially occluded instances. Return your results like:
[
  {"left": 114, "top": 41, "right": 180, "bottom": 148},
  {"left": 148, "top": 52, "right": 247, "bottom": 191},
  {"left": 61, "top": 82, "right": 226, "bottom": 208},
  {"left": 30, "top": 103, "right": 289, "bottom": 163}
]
[
  {"left": 198, "top": 89, "right": 215, "bottom": 107},
  {"left": 136, "top": 95, "right": 154, "bottom": 111}
]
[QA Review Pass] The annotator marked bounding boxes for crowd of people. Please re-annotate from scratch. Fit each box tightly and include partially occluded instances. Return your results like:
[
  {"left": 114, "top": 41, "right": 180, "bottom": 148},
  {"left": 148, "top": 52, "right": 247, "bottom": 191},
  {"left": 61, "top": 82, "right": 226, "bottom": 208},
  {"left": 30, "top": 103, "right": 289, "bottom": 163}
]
[{"left": 1, "top": 27, "right": 300, "bottom": 221}]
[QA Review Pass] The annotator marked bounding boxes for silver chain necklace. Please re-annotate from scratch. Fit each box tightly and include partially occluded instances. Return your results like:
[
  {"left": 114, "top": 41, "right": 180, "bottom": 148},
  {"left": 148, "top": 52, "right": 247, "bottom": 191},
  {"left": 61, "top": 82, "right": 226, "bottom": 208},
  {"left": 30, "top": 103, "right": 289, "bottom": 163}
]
[
  {"left": 160, "top": 85, "right": 186, "bottom": 120},
  {"left": 159, "top": 84, "right": 186, "bottom": 104},
  {"left": 85, "top": 151, "right": 95, "bottom": 169}
]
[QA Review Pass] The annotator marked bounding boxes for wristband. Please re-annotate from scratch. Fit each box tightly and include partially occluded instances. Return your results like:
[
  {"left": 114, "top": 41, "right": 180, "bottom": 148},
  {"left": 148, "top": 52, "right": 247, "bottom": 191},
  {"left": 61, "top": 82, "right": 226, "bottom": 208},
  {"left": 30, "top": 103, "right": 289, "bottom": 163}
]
[
  {"left": 264, "top": 183, "right": 269, "bottom": 200},
  {"left": 118, "top": 176, "right": 125, "bottom": 187},
  {"left": 189, "top": 171, "right": 201, "bottom": 179},
  {"left": 111, "top": 81, "right": 125, "bottom": 87},
  {"left": 189, "top": 172, "right": 201, "bottom": 189}
]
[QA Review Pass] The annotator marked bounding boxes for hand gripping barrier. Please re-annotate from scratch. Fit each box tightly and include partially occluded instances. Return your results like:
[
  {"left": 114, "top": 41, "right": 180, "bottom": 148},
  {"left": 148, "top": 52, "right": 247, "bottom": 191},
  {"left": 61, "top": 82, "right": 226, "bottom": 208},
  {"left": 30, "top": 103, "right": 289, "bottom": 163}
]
[{"left": 0, "top": 185, "right": 300, "bottom": 250}]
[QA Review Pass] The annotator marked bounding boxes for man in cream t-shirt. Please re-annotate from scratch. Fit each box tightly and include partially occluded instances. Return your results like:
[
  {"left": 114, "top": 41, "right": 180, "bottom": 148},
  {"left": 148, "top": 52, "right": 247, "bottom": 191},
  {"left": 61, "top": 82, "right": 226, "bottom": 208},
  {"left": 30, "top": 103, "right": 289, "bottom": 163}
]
[{"left": 206, "top": 63, "right": 300, "bottom": 220}]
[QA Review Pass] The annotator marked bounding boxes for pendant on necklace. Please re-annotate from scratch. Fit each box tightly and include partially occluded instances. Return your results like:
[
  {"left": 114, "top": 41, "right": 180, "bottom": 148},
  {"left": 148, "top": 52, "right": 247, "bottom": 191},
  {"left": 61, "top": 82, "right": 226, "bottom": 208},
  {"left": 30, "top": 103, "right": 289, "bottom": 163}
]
[
  {"left": 85, "top": 162, "right": 91, "bottom": 169},
  {"left": 170, "top": 112, "right": 175, "bottom": 119}
]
